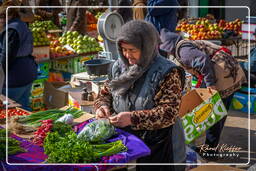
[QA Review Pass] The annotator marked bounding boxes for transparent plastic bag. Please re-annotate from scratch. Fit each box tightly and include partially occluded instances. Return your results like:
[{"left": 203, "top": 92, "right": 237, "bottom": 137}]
[
  {"left": 55, "top": 114, "right": 74, "bottom": 125},
  {"left": 77, "top": 119, "right": 116, "bottom": 143}
]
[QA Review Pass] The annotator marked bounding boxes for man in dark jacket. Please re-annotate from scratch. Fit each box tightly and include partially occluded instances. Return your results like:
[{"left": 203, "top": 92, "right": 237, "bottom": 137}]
[
  {"left": 0, "top": 1, "right": 37, "bottom": 111},
  {"left": 145, "top": 0, "right": 179, "bottom": 33}
]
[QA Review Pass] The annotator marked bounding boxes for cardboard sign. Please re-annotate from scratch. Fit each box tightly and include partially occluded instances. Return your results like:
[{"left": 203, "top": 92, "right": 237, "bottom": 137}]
[{"left": 179, "top": 88, "right": 228, "bottom": 144}]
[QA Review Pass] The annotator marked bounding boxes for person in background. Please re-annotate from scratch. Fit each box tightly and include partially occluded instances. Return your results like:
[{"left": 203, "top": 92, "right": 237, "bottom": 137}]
[
  {"left": 0, "top": 0, "right": 37, "bottom": 111},
  {"left": 94, "top": 20, "right": 186, "bottom": 171},
  {"left": 116, "top": 0, "right": 133, "bottom": 23},
  {"left": 159, "top": 28, "right": 247, "bottom": 160},
  {"left": 34, "top": 0, "right": 62, "bottom": 27},
  {"left": 1, "top": 0, "right": 34, "bottom": 23},
  {"left": 145, "top": 0, "right": 179, "bottom": 33},
  {"left": 177, "top": 0, "right": 188, "bottom": 21},
  {"left": 132, "top": 0, "right": 147, "bottom": 20},
  {"left": 66, "top": 0, "right": 87, "bottom": 35}
]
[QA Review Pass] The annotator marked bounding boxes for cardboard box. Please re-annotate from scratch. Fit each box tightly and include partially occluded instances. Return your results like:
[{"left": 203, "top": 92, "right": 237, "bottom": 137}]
[
  {"left": 179, "top": 88, "right": 228, "bottom": 144},
  {"left": 231, "top": 91, "right": 256, "bottom": 114},
  {"left": 32, "top": 46, "right": 50, "bottom": 60},
  {"left": 43, "top": 81, "right": 69, "bottom": 109},
  {"left": 190, "top": 165, "right": 246, "bottom": 171}
]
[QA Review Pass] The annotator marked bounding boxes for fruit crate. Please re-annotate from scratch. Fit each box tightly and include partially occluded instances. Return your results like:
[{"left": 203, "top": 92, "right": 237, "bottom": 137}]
[
  {"left": 30, "top": 78, "right": 47, "bottom": 98},
  {"left": 0, "top": 107, "right": 31, "bottom": 120},
  {"left": 30, "top": 96, "right": 45, "bottom": 111},
  {"left": 37, "top": 62, "right": 50, "bottom": 79},
  {"left": 67, "top": 55, "right": 95, "bottom": 74},
  {"left": 32, "top": 46, "right": 50, "bottom": 61},
  {"left": 51, "top": 59, "right": 69, "bottom": 72}
]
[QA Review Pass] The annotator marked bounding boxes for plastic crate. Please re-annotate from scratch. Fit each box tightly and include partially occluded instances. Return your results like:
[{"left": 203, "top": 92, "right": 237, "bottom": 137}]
[
  {"left": 231, "top": 91, "right": 256, "bottom": 114},
  {"left": 30, "top": 96, "right": 44, "bottom": 111},
  {"left": 68, "top": 55, "right": 94, "bottom": 73},
  {"left": 30, "top": 78, "right": 47, "bottom": 98},
  {"left": 37, "top": 62, "right": 49, "bottom": 79}
]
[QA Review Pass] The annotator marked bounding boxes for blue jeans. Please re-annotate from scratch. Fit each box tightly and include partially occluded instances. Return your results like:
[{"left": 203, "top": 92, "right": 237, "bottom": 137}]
[
  {"left": 2, "top": 83, "right": 32, "bottom": 111},
  {"left": 205, "top": 93, "right": 234, "bottom": 148}
]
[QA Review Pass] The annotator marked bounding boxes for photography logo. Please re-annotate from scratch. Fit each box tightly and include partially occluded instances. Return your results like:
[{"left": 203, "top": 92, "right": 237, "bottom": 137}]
[{"left": 197, "top": 144, "right": 242, "bottom": 159}]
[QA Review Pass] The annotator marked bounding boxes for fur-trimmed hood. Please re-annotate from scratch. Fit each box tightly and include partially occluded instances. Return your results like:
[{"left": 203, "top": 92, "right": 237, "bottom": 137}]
[{"left": 109, "top": 20, "right": 160, "bottom": 96}]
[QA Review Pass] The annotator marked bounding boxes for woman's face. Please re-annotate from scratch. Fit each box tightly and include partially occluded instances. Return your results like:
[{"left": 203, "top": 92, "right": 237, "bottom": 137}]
[{"left": 120, "top": 42, "right": 141, "bottom": 65}]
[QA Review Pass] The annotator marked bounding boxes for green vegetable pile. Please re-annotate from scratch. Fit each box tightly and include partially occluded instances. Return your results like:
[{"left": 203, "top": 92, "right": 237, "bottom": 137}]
[
  {"left": 17, "top": 107, "right": 84, "bottom": 127},
  {"left": 0, "top": 129, "right": 25, "bottom": 160},
  {"left": 77, "top": 119, "right": 116, "bottom": 143},
  {"left": 51, "top": 122, "right": 73, "bottom": 137},
  {"left": 43, "top": 129, "right": 127, "bottom": 163}
]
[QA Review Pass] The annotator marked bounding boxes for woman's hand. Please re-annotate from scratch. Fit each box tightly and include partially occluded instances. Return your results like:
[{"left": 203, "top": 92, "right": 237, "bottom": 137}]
[
  {"left": 95, "top": 106, "right": 111, "bottom": 119},
  {"left": 109, "top": 112, "right": 132, "bottom": 128}
]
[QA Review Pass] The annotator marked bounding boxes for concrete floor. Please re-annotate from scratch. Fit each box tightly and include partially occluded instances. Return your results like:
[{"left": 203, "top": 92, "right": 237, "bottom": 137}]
[{"left": 209, "top": 109, "right": 256, "bottom": 170}]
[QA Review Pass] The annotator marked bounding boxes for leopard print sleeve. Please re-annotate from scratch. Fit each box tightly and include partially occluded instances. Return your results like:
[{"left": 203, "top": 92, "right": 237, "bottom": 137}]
[
  {"left": 130, "top": 68, "right": 182, "bottom": 130},
  {"left": 94, "top": 80, "right": 113, "bottom": 110}
]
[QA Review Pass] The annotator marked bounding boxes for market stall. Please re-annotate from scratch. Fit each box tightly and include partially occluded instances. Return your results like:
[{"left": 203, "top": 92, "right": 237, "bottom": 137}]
[{"left": 0, "top": 106, "right": 150, "bottom": 170}]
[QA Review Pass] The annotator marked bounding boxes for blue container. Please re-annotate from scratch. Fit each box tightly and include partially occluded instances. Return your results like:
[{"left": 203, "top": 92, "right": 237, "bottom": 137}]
[
  {"left": 37, "top": 62, "right": 49, "bottom": 79},
  {"left": 231, "top": 91, "right": 256, "bottom": 114}
]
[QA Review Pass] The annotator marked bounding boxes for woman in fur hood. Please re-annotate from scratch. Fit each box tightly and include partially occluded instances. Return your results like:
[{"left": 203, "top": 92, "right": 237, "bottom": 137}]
[{"left": 94, "top": 20, "right": 186, "bottom": 171}]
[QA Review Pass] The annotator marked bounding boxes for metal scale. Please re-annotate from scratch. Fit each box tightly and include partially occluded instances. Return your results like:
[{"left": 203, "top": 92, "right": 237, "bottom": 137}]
[
  {"left": 80, "top": 1, "right": 125, "bottom": 85},
  {"left": 97, "top": 0, "right": 124, "bottom": 60}
]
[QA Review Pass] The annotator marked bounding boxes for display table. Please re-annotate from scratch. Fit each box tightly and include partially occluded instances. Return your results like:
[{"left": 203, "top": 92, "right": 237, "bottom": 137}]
[{"left": 1, "top": 120, "right": 150, "bottom": 171}]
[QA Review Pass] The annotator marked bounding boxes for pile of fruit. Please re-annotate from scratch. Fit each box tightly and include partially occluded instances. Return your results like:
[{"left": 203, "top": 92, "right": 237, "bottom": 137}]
[
  {"left": 31, "top": 28, "right": 50, "bottom": 46},
  {"left": 29, "top": 20, "right": 60, "bottom": 46},
  {"left": 95, "top": 12, "right": 104, "bottom": 19},
  {"left": 30, "top": 20, "right": 59, "bottom": 32},
  {"left": 58, "top": 31, "right": 103, "bottom": 54},
  {"left": 176, "top": 18, "right": 242, "bottom": 40},
  {"left": 49, "top": 33, "right": 75, "bottom": 58},
  {"left": 0, "top": 108, "right": 30, "bottom": 120}
]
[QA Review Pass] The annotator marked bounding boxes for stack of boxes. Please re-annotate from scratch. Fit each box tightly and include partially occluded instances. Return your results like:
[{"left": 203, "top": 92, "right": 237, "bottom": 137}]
[{"left": 29, "top": 62, "right": 49, "bottom": 111}]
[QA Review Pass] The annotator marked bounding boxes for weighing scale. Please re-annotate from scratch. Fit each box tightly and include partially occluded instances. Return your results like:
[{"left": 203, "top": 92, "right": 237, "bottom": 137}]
[{"left": 97, "top": 0, "right": 124, "bottom": 60}]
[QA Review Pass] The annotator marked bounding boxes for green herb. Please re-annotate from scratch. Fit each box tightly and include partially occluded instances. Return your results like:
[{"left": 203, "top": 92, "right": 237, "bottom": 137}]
[
  {"left": 43, "top": 131, "right": 127, "bottom": 163},
  {"left": 51, "top": 122, "right": 73, "bottom": 137},
  {"left": 0, "top": 128, "right": 25, "bottom": 159}
]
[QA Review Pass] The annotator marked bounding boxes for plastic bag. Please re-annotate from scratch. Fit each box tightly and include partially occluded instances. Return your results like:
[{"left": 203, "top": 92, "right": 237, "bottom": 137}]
[
  {"left": 55, "top": 114, "right": 74, "bottom": 125},
  {"left": 77, "top": 119, "right": 116, "bottom": 143}
]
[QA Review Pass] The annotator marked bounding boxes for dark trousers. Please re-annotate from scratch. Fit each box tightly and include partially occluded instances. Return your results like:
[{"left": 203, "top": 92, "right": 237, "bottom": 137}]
[{"left": 205, "top": 93, "right": 234, "bottom": 148}]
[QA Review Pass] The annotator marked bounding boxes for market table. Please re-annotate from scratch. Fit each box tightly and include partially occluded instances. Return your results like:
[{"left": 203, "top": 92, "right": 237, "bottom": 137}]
[{"left": 1, "top": 120, "right": 151, "bottom": 171}]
